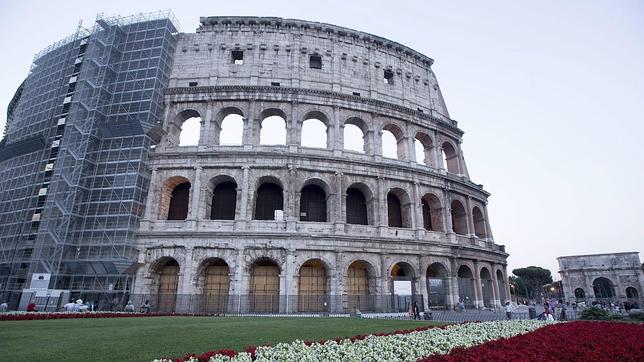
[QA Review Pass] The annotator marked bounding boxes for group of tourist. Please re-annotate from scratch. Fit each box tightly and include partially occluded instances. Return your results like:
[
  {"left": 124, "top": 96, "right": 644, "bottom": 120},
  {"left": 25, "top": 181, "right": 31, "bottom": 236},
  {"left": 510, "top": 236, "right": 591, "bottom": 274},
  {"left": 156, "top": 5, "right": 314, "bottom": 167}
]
[{"left": 62, "top": 299, "right": 96, "bottom": 312}]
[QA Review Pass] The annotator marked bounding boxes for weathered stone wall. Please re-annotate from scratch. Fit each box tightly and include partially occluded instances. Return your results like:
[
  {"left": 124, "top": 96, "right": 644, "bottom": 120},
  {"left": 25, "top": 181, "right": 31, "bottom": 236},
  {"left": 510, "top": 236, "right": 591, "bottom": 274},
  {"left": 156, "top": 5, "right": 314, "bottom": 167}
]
[{"left": 133, "top": 17, "right": 510, "bottom": 312}]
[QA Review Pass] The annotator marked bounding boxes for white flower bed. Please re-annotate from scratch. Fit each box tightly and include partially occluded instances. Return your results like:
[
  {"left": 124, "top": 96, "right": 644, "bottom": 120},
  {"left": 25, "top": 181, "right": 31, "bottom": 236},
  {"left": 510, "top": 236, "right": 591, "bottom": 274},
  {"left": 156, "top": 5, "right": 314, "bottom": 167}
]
[{"left": 155, "top": 320, "right": 551, "bottom": 362}]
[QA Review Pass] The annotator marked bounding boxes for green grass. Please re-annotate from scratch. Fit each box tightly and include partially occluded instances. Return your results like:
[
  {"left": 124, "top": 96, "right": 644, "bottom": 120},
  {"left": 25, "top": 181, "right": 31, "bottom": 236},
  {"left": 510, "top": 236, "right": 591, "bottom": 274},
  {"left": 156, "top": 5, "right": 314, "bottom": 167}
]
[{"left": 0, "top": 316, "right": 443, "bottom": 361}]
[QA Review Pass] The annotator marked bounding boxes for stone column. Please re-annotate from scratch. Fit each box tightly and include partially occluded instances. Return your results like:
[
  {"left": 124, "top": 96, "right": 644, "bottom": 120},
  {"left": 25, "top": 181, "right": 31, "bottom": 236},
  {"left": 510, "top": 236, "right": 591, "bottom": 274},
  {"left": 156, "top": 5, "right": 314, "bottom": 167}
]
[
  {"left": 144, "top": 167, "right": 158, "bottom": 220},
  {"left": 333, "top": 251, "right": 343, "bottom": 313},
  {"left": 232, "top": 248, "right": 247, "bottom": 313},
  {"left": 379, "top": 253, "right": 389, "bottom": 312},
  {"left": 237, "top": 166, "right": 250, "bottom": 228},
  {"left": 334, "top": 172, "right": 344, "bottom": 231},
  {"left": 503, "top": 266, "right": 512, "bottom": 303},
  {"left": 407, "top": 136, "right": 417, "bottom": 166},
  {"left": 418, "top": 257, "right": 429, "bottom": 310},
  {"left": 188, "top": 166, "right": 202, "bottom": 221},
  {"left": 377, "top": 177, "right": 387, "bottom": 231},
  {"left": 434, "top": 131, "right": 444, "bottom": 169},
  {"left": 177, "top": 247, "right": 195, "bottom": 312},
  {"left": 483, "top": 205, "right": 494, "bottom": 240},
  {"left": 285, "top": 166, "right": 297, "bottom": 230},
  {"left": 200, "top": 103, "right": 213, "bottom": 147},
  {"left": 443, "top": 190, "right": 454, "bottom": 235},
  {"left": 287, "top": 102, "right": 299, "bottom": 151},
  {"left": 465, "top": 196, "right": 475, "bottom": 237},
  {"left": 242, "top": 102, "right": 256, "bottom": 150},
  {"left": 474, "top": 261, "right": 484, "bottom": 308},
  {"left": 281, "top": 249, "right": 296, "bottom": 313},
  {"left": 448, "top": 258, "right": 459, "bottom": 309},
  {"left": 412, "top": 182, "right": 423, "bottom": 233}
]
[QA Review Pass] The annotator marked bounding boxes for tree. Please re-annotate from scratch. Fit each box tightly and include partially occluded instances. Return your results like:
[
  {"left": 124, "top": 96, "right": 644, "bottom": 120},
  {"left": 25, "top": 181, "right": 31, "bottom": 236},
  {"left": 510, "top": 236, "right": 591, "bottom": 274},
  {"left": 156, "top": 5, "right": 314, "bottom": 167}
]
[
  {"left": 512, "top": 266, "right": 553, "bottom": 300},
  {"left": 509, "top": 275, "right": 530, "bottom": 299}
]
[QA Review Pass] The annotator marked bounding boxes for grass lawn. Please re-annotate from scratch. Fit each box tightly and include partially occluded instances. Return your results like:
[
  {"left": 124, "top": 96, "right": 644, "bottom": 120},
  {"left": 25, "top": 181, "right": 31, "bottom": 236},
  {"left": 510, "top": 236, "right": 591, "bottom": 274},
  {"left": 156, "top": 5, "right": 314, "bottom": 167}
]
[{"left": 0, "top": 316, "right": 443, "bottom": 361}]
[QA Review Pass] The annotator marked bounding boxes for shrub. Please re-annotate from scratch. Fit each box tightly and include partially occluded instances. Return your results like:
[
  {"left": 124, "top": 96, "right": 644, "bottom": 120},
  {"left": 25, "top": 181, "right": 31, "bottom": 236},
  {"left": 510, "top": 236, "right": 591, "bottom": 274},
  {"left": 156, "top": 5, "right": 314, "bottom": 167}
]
[{"left": 580, "top": 306, "right": 610, "bottom": 320}]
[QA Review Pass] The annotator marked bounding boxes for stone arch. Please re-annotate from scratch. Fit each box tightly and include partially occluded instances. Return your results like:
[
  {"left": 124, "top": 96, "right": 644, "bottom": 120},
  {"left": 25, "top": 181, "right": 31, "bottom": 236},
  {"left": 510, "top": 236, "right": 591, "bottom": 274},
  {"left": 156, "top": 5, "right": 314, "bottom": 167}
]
[
  {"left": 301, "top": 110, "right": 330, "bottom": 149},
  {"left": 298, "top": 259, "right": 329, "bottom": 312},
  {"left": 457, "top": 265, "right": 475, "bottom": 307},
  {"left": 206, "top": 175, "right": 238, "bottom": 220},
  {"left": 387, "top": 187, "right": 412, "bottom": 228},
  {"left": 427, "top": 262, "right": 449, "bottom": 308},
  {"left": 343, "top": 117, "right": 369, "bottom": 153},
  {"left": 414, "top": 132, "right": 434, "bottom": 166},
  {"left": 159, "top": 176, "right": 191, "bottom": 220},
  {"left": 151, "top": 257, "right": 179, "bottom": 312},
  {"left": 480, "top": 267, "right": 494, "bottom": 307},
  {"left": 442, "top": 141, "right": 459, "bottom": 173},
  {"left": 347, "top": 259, "right": 377, "bottom": 312},
  {"left": 346, "top": 182, "right": 374, "bottom": 225},
  {"left": 450, "top": 199, "right": 468, "bottom": 235},
  {"left": 421, "top": 193, "right": 443, "bottom": 232},
  {"left": 253, "top": 176, "right": 284, "bottom": 220},
  {"left": 165, "top": 109, "right": 202, "bottom": 147},
  {"left": 626, "top": 286, "right": 639, "bottom": 299},
  {"left": 259, "top": 108, "right": 287, "bottom": 145},
  {"left": 215, "top": 106, "right": 245, "bottom": 145},
  {"left": 592, "top": 277, "right": 615, "bottom": 299},
  {"left": 299, "top": 178, "right": 330, "bottom": 222},
  {"left": 496, "top": 269, "right": 507, "bottom": 303},
  {"left": 198, "top": 258, "right": 230, "bottom": 313},
  {"left": 472, "top": 206, "right": 487, "bottom": 238},
  {"left": 574, "top": 287, "right": 586, "bottom": 299},
  {"left": 381, "top": 123, "right": 406, "bottom": 160},
  {"left": 249, "top": 257, "right": 281, "bottom": 312}
]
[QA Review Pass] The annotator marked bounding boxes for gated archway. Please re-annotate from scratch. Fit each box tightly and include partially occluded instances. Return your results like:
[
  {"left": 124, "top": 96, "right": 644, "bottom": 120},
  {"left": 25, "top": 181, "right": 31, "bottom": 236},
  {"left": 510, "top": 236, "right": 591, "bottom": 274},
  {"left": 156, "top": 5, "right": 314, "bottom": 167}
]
[
  {"left": 426, "top": 263, "right": 449, "bottom": 308},
  {"left": 298, "top": 259, "right": 327, "bottom": 312},
  {"left": 249, "top": 259, "right": 280, "bottom": 312}
]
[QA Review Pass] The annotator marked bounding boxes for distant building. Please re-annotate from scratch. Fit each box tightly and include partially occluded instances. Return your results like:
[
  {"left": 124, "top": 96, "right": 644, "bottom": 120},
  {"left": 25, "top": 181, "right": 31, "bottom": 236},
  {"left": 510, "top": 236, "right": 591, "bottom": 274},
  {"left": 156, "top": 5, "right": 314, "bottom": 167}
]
[{"left": 558, "top": 252, "right": 643, "bottom": 305}]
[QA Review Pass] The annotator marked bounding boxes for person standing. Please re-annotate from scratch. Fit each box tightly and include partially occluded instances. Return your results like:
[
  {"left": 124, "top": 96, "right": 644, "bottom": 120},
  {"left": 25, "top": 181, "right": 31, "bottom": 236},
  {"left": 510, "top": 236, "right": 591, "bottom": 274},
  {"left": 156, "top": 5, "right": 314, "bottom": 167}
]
[
  {"left": 413, "top": 301, "right": 420, "bottom": 320},
  {"left": 505, "top": 301, "right": 513, "bottom": 320},
  {"left": 407, "top": 302, "right": 414, "bottom": 319}
]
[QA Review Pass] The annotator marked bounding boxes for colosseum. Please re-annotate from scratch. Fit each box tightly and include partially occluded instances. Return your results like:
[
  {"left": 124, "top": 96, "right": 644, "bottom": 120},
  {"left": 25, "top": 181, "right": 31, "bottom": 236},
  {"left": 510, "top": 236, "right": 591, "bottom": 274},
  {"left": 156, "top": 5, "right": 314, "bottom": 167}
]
[
  {"left": 0, "top": 13, "right": 510, "bottom": 313},
  {"left": 133, "top": 15, "right": 510, "bottom": 314}
]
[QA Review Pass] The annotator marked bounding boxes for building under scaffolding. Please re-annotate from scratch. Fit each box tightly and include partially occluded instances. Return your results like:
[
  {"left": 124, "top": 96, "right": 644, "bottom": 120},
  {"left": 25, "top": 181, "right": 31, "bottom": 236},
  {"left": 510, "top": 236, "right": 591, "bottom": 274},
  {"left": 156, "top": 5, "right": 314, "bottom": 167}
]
[{"left": 0, "top": 12, "right": 179, "bottom": 308}]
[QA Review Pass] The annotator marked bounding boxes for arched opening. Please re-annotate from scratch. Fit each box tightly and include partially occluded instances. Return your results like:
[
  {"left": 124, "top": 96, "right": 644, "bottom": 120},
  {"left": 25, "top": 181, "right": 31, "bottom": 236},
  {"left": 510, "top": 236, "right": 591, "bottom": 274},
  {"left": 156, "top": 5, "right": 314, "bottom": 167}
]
[
  {"left": 344, "top": 118, "right": 367, "bottom": 153},
  {"left": 450, "top": 200, "right": 468, "bottom": 235},
  {"left": 301, "top": 118, "right": 327, "bottom": 148},
  {"left": 210, "top": 181, "right": 237, "bottom": 220},
  {"left": 347, "top": 260, "right": 372, "bottom": 312},
  {"left": 496, "top": 270, "right": 506, "bottom": 303},
  {"left": 179, "top": 117, "right": 201, "bottom": 146},
  {"left": 300, "top": 184, "right": 327, "bottom": 222},
  {"left": 249, "top": 258, "right": 280, "bottom": 312},
  {"left": 346, "top": 185, "right": 369, "bottom": 225},
  {"left": 480, "top": 267, "right": 494, "bottom": 307},
  {"left": 387, "top": 188, "right": 411, "bottom": 228},
  {"left": 219, "top": 113, "right": 243, "bottom": 145},
  {"left": 381, "top": 124, "right": 405, "bottom": 160},
  {"left": 390, "top": 262, "right": 416, "bottom": 312},
  {"left": 442, "top": 142, "right": 459, "bottom": 173},
  {"left": 168, "top": 182, "right": 191, "bottom": 220},
  {"left": 422, "top": 194, "right": 443, "bottom": 232},
  {"left": 298, "top": 259, "right": 327, "bottom": 312},
  {"left": 574, "top": 288, "right": 586, "bottom": 300},
  {"left": 626, "top": 287, "right": 639, "bottom": 299},
  {"left": 472, "top": 207, "right": 487, "bottom": 238},
  {"left": 427, "top": 263, "right": 449, "bottom": 308},
  {"left": 593, "top": 277, "right": 614, "bottom": 299},
  {"left": 415, "top": 132, "right": 433, "bottom": 166},
  {"left": 387, "top": 192, "right": 403, "bottom": 227},
  {"left": 156, "top": 258, "right": 179, "bottom": 312},
  {"left": 254, "top": 181, "right": 284, "bottom": 220},
  {"left": 202, "top": 258, "right": 230, "bottom": 313},
  {"left": 457, "top": 265, "right": 475, "bottom": 308},
  {"left": 259, "top": 115, "right": 286, "bottom": 145}
]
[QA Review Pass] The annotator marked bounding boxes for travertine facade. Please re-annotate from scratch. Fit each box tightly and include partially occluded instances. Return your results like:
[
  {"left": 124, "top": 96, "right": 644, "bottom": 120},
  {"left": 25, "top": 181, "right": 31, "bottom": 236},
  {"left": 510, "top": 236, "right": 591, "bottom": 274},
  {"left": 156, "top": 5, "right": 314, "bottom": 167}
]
[
  {"left": 558, "top": 252, "right": 643, "bottom": 304},
  {"left": 133, "top": 16, "right": 510, "bottom": 313}
]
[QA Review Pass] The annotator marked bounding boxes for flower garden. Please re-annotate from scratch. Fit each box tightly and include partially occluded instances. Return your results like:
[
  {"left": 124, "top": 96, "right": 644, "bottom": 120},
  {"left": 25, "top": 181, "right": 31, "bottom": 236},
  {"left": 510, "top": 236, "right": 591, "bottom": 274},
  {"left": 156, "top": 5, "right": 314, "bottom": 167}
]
[{"left": 156, "top": 320, "right": 644, "bottom": 362}]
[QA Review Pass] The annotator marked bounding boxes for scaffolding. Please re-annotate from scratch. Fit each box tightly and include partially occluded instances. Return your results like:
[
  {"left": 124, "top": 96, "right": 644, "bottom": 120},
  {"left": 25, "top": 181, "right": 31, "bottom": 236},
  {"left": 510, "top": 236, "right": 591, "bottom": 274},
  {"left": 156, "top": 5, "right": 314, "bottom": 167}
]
[{"left": 0, "top": 12, "right": 179, "bottom": 307}]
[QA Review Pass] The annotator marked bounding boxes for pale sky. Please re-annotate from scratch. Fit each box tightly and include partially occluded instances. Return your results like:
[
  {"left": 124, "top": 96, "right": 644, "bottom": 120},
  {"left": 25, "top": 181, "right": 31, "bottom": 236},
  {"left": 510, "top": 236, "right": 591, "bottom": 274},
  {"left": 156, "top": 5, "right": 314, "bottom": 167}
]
[{"left": 1, "top": 0, "right": 643, "bottom": 277}]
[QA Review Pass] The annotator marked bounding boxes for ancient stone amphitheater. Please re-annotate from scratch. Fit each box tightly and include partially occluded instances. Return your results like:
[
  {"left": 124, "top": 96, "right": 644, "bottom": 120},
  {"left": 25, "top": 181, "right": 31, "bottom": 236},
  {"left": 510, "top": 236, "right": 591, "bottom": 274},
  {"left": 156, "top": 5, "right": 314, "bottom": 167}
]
[{"left": 133, "top": 16, "right": 510, "bottom": 313}]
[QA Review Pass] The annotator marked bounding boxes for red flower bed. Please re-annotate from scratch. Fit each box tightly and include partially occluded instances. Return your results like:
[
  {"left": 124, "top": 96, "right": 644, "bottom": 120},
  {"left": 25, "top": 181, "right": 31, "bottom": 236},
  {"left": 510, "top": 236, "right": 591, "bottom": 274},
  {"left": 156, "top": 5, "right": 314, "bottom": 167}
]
[
  {"left": 419, "top": 321, "right": 644, "bottom": 362},
  {"left": 0, "top": 312, "right": 218, "bottom": 321}
]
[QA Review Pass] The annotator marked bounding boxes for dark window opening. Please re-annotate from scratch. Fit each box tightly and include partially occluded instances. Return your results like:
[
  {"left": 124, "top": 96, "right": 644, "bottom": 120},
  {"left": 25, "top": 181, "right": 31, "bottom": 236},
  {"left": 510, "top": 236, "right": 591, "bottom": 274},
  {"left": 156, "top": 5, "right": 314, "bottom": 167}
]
[
  {"left": 72, "top": 63, "right": 82, "bottom": 74},
  {"left": 300, "top": 185, "right": 327, "bottom": 222},
  {"left": 27, "top": 234, "right": 36, "bottom": 241},
  {"left": 56, "top": 125, "right": 65, "bottom": 136},
  {"left": 37, "top": 196, "right": 47, "bottom": 208},
  {"left": 346, "top": 188, "right": 368, "bottom": 225},
  {"left": 167, "top": 182, "right": 191, "bottom": 220},
  {"left": 271, "top": 82, "right": 281, "bottom": 87},
  {"left": 422, "top": 199, "right": 433, "bottom": 230},
  {"left": 387, "top": 193, "right": 402, "bottom": 227},
  {"left": 384, "top": 69, "right": 394, "bottom": 85},
  {"left": 309, "top": 55, "right": 322, "bottom": 69},
  {"left": 79, "top": 43, "right": 87, "bottom": 54},
  {"left": 232, "top": 50, "right": 244, "bottom": 65},
  {"left": 61, "top": 103, "right": 70, "bottom": 114},
  {"left": 210, "top": 182, "right": 237, "bottom": 220},
  {"left": 254, "top": 183, "right": 283, "bottom": 220},
  {"left": 67, "top": 82, "right": 76, "bottom": 94},
  {"left": 188, "top": 81, "right": 198, "bottom": 87},
  {"left": 23, "top": 249, "right": 33, "bottom": 258},
  {"left": 352, "top": 92, "right": 361, "bottom": 96}
]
